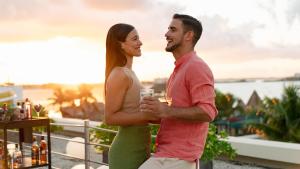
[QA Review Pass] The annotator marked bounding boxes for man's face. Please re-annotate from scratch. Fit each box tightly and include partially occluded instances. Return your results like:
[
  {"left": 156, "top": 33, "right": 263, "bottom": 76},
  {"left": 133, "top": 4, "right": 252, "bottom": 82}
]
[{"left": 165, "top": 19, "right": 185, "bottom": 52}]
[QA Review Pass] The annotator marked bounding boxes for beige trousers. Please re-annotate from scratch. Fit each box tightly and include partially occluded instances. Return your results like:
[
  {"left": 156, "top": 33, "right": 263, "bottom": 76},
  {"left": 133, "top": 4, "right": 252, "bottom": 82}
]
[{"left": 138, "top": 157, "right": 196, "bottom": 169}]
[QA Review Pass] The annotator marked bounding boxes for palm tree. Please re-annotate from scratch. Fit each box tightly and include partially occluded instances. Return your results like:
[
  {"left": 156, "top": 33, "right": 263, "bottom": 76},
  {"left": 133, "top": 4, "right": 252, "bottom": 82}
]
[
  {"left": 48, "top": 85, "right": 100, "bottom": 119},
  {"left": 48, "top": 87, "right": 66, "bottom": 111},
  {"left": 48, "top": 87, "right": 79, "bottom": 111},
  {"left": 78, "top": 84, "right": 96, "bottom": 103},
  {"left": 215, "top": 90, "right": 238, "bottom": 120},
  {"left": 250, "top": 85, "right": 300, "bottom": 142},
  {"left": 78, "top": 84, "right": 97, "bottom": 118},
  {"left": 63, "top": 89, "right": 79, "bottom": 106},
  {"left": 214, "top": 90, "right": 251, "bottom": 135}
]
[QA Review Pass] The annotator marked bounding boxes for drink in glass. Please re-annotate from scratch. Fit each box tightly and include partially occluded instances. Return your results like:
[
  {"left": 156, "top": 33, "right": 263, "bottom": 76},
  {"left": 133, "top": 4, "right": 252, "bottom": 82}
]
[{"left": 140, "top": 88, "right": 154, "bottom": 101}]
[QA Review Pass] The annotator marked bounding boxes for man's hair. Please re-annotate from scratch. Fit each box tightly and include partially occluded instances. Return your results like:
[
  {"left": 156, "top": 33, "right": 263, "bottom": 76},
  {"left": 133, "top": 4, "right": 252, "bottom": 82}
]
[{"left": 173, "top": 14, "right": 202, "bottom": 46}]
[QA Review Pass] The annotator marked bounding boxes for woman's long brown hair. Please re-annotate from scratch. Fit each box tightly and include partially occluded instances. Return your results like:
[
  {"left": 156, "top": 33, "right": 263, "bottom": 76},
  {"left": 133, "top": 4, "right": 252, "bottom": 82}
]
[{"left": 104, "top": 23, "right": 134, "bottom": 95}]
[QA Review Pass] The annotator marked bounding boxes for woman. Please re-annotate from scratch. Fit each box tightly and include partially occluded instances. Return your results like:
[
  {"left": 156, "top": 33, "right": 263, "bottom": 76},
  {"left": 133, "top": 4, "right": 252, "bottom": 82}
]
[{"left": 104, "top": 23, "right": 158, "bottom": 169}]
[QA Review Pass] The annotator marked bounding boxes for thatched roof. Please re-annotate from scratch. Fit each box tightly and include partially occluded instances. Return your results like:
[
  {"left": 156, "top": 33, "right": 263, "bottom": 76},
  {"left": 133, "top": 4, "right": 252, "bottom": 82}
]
[
  {"left": 237, "top": 99, "right": 246, "bottom": 109},
  {"left": 246, "top": 90, "right": 262, "bottom": 109}
]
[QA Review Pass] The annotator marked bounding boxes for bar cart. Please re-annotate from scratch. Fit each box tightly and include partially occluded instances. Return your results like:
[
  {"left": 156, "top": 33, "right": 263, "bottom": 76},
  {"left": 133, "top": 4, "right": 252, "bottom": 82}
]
[{"left": 0, "top": 118, "right": 51, "bottom": 169}]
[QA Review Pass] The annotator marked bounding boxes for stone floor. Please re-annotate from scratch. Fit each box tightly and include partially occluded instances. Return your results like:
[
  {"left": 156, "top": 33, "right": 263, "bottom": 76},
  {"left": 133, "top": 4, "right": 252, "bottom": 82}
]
[{"left": 213, "top": 160, "right": 275, "bottom": 169}]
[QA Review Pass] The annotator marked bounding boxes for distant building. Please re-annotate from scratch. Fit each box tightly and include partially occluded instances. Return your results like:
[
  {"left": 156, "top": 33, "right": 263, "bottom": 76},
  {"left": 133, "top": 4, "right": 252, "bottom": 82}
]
[
  {"left": 294, "top": 73, "right": 300, "bottom": 78},
  {"left": 153, "top": 78, "right": 168, "bottom": 84}
]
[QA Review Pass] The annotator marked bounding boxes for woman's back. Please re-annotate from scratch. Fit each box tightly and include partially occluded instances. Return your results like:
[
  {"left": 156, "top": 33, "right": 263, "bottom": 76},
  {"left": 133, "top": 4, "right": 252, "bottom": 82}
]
[{"left": 108, "top": 67, "right": 151, "bottom": 169}]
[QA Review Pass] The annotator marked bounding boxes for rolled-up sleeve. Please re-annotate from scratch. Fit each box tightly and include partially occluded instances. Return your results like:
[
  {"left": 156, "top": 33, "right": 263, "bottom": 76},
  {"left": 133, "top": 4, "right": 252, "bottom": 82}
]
[{"left": 186, "top": 62, "right": 218, "bottom": 120}]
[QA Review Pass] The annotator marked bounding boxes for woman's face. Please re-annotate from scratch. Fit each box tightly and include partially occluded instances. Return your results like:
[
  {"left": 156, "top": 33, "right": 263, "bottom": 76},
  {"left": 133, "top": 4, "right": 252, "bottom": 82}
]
[{"left": 121, "top": 29, "right": 143, "bottom": 57}]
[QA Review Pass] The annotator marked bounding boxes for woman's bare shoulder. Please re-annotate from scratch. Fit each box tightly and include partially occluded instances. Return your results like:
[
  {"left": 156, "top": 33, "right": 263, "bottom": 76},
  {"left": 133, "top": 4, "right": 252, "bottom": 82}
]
[{"left": 107, "top": 67, "right": 130, "bottom": 86}]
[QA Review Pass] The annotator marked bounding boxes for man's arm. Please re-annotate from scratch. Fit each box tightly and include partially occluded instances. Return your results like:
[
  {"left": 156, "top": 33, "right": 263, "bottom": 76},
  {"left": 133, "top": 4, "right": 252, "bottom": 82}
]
[
  {"left": 165, "top": 105, "right": 213, "bottom": 122},
  {"left": 140, "top": 97, "right": 214, "bottom": 122}
]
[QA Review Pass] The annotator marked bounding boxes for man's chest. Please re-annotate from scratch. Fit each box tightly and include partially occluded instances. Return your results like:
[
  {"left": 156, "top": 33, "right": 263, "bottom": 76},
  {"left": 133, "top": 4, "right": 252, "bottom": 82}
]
[{"left": 167, "top": 70, "right": 192, "bottom": 105}]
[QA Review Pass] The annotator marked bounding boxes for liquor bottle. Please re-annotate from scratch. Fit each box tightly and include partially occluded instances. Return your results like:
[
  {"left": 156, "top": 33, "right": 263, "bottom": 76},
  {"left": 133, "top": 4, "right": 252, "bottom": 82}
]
[
  {"left": 7, "top": 152, "right": 13, "bottom": 169},
  {"left": 31, "top": 136, "right": 39, "bottom": 165},
  {"left": 20, "top": 102, "right": 26, "bottom": 120},
  {"left": 0, "top": 141, "right": 4, "bottom": 168},
  {"left": 39, "top": 136, "right": 47, "bottom": 164},
  {"left": 25, "top": 98, "right": 32, "bottom": 119},
  {"left": 14, "top": 102, "right": 21, "bottom": 120},
  {"left": 0, "top": 107, "right": 4, "bottom": 121},
  {"left": 17, "top": 102, "right": 22, "bottom": 109},
  {"left": 2, "top": 104, "right": 8, "bottom": 112},
  {"left": 13, "top": 144, "right": 23, "bottom": 168},
  {"left": 2, "top": 103, "right": 9, "bottom": 121}
]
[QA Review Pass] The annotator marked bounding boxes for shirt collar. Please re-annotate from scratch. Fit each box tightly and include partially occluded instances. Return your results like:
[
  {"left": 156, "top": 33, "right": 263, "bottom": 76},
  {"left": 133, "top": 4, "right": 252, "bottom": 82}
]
[{"left": 174, "top": 51, "right": 196, "bottom": 68}]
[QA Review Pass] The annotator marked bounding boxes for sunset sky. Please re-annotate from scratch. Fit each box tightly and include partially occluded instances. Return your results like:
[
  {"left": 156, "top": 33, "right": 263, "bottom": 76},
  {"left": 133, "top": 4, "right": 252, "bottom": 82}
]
[{"left": 1, "top": 0, "right": 300, "bottom": 84}]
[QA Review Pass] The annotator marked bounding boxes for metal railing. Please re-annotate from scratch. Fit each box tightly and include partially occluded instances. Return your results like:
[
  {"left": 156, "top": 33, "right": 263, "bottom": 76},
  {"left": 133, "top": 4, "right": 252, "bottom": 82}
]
[
  {"left": 4, "top": 120, "right": 202, "bottom": 169},
  {"left": 49, "top": 120, "right": 116, "bottom": 169},
  {"left": 48, "top": 120, "right": 161, "bottom": 169}
]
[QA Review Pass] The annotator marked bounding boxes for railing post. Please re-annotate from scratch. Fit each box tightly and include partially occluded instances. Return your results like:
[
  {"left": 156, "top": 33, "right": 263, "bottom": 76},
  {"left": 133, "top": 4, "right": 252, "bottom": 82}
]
[{"left": 84, "top": 120, "right": 90, "bottom": 169}]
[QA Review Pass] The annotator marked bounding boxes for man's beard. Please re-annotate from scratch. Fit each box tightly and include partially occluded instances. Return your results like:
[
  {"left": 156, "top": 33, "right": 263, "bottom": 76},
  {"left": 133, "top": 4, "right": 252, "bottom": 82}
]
[{"left": 165, "top": 42, "right": 181, "bottom": 52}]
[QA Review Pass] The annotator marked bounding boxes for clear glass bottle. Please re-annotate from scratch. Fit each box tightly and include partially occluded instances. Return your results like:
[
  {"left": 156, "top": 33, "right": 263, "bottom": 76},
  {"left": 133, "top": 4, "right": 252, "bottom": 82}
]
[
  {"left": 7, "top": 152, "right": 13, "bottom": 169},
  {"left": 25, "top": 98, "right": 32, "bottom": 119},
  {"left": 13, "top": 144, "right": 23, "bottom": 168},
  {"left": 7, "top": 144, "right": 15, "bottom": 169}
]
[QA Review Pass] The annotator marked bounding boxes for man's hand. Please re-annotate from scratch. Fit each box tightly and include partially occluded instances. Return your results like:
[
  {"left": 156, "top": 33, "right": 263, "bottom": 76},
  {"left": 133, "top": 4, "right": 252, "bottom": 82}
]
[
  {"left": 140, "top": 96, "right": 170, "bottom": 118},
  {"left": 141, "top": 96, "right": 214, "bottom": 122}
]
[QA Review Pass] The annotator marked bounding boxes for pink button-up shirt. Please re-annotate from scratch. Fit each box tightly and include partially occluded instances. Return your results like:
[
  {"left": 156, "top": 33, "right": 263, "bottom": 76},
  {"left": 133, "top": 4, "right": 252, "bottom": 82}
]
[{"left": 154, "top": 51, "right": 218, "bottom": 161}]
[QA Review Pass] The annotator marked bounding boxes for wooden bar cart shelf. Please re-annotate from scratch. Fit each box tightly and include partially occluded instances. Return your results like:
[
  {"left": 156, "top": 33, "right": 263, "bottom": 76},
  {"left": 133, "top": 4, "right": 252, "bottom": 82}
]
[{"left": 0, "top": 118, "right": 51, "bottom": 169}]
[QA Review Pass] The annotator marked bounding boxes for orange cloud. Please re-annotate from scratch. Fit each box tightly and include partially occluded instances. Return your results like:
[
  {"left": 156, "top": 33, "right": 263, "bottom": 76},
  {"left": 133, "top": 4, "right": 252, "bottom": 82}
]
[
  {"left": 0, "top": 0, "right": 178, "bottom": 47},
  {"left": 82, "top": 0, "right": 151, "bottom": 11},
  {"left": 1, "top": 0, "right": 299, "bottom": 65}
]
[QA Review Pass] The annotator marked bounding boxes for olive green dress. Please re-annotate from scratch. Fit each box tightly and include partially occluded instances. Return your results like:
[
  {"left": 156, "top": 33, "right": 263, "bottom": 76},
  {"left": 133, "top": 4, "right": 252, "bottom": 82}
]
[{"left": 108, "top": 68, "right": 151, "bottom": 169}]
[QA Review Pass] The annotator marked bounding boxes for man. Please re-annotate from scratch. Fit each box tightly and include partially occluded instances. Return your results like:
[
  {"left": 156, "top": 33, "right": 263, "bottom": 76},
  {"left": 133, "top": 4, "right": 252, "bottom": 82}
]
[{"left": 139, "top": 14, "right": 218, "bottom": 169}]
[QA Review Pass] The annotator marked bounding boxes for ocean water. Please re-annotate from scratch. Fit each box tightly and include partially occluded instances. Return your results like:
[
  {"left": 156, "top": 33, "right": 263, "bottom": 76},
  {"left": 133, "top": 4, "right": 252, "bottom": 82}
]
[
  {"left": 215, "top": 80, "right": 300, "bottom": 103},
  {"left": 23, "top": 87, "right": 104, "bottom": 106},
  {"left": 22, "top": 80, "right": 300, "bottom": 106}
]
